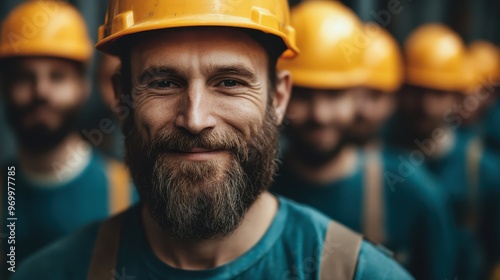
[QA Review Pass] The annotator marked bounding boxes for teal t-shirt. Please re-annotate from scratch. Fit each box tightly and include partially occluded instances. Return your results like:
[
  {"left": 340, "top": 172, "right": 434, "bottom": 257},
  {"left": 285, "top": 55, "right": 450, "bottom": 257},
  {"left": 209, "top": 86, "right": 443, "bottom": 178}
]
[
  {"left": 271, "top": 149, "right": 455, "bottom": 280},
  {"left": 1, "top": 149, "right": 138, "bottom": 277},
  {"left": 11, "top": 196, "right": 412, "bottom": 280}
]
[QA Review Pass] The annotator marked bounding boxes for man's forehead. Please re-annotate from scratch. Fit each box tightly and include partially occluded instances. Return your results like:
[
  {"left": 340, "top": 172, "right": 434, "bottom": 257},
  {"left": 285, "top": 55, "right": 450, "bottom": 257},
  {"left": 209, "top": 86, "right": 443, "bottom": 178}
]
[
  {"left": 11, "top": 57, "right": 74, "bottom": 71},
  {"left": 294, "top": 86, "right": 361, "bottom": 96},
  {"left": 130, "top": 27, "right": 267, "bottom": 68}
]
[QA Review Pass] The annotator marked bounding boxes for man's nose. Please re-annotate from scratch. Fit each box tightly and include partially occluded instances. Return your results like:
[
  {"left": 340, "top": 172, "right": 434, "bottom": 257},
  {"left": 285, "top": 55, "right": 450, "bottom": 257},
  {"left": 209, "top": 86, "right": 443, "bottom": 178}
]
[
  {"left": 174, "top": 84, "right": 217, "bottom": 135},
  {"left": 33, "top": 76, "right": 51, "bottom": 100},
  {"left": 309, "top": 96, "right": 332, "bottom": 125}
]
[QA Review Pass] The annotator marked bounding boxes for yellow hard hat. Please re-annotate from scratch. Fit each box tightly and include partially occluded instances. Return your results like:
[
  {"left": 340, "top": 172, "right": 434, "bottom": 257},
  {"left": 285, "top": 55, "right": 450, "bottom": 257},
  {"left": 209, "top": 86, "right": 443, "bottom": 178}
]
[
  {"left": 0, "top": 0, "right": 93, "bottom": 62},
  {"left": 404, "top": 24, "right": 472, "bottom": 93},
  {"left": 362, "top": 24, "right": 403, "bottom": 93},
  {"left": 96, "top": 0, "right": 298, "bottom": 58},
  {"left": 468, "top": 40, "right": 500, "bottom": 87},
  {"left": 277, "top": 0, "right": 366, "bottom": 89}
]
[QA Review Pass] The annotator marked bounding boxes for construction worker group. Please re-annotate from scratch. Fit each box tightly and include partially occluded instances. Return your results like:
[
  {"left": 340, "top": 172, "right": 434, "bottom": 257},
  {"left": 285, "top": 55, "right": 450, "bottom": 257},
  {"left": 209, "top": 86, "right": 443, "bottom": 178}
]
[{"left": 0, "top": 0, "right": 498, "bottom": 279}]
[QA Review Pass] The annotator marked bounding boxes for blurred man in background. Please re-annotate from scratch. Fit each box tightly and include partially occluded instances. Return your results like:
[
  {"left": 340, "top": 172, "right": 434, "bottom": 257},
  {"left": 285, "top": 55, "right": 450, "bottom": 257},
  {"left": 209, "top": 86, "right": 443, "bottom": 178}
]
[
  {"left": 0, "top": 1, "right": 135, "bottom": 276},
  {"left": 457, "top": 40, "right": 499, "bottom": 143},
  {"left": 345, "top": 25, "right": 401, "bottom": 150},
  {"left": 471, "top": 42, "right": 500, "bottom": 161},
  {"left": 272, "top": 1, "right": 455, "bottom": 279},
  {"left": 386, "top": 23, "right": 500, "bottom": 279},
  {"left": 96, "top": 53, "right": 124, "bottom": 160}
]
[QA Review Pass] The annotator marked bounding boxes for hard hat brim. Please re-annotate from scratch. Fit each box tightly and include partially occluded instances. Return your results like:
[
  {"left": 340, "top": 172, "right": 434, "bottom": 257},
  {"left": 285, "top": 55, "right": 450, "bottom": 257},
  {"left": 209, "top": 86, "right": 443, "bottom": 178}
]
[{"left": 96, "top": 15, "right": 298, "bottom": 58}]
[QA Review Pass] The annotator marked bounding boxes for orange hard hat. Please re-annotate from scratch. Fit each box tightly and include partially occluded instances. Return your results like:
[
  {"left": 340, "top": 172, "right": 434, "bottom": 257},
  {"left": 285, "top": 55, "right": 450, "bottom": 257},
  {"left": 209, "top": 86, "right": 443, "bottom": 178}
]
[
  {"left": 96, "top": 0, "right": 298, "bottom": 58},
  {"left": 0, "top": 0, "right": 93, "bottom": 62},
  {"left": 468, "top": 40, "right": 500, "bottom": 89},
  {"left": 404, "top": 24, "right": 472, "bottom": 93},
  {"left": 362, "top": 24, "right": 403, "bottom": 93},
  {"left": 277, "top": 0, "right": 367, "bottom": 89}
]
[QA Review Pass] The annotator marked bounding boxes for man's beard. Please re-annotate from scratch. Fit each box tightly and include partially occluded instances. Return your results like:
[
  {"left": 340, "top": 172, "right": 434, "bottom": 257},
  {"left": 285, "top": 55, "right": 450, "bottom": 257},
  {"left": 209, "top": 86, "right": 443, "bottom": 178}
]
[
  {"left": 285, "top": 122, "right": 349, "bottom": 167},
  {"left": 125, "top": 107, "right": 279, "bottom": 240},
  {"left": 5, "top": 100, "right": 79, "bottom": 153},
  {"left": 345, "top": 116, "right": 378, "bottom": 147}
]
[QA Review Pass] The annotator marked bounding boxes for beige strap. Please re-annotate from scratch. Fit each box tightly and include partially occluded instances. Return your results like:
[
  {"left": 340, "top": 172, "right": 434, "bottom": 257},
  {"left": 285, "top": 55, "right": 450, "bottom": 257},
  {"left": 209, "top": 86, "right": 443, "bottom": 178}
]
[
  {"left": 106, "top": 160, "right": 131, "bottom": 215},
  {"left": 465, "top": 137, "right": 482, "bottom": 230},
  {"left": 491, "top": 262, "right": 500, "bottom": 280},
  {"left": 363, "top": 151, "right": 385, "bottom": 244},
  {"left": 319, "top": 221, "right": 363, "bottom": 280},
  {"left": 87, "top": 212, "right": 126, "bottom": 280}
]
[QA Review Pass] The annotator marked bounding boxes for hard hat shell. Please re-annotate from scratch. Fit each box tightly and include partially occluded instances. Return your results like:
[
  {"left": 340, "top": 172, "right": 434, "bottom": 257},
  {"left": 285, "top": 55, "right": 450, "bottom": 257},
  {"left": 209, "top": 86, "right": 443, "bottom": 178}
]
[
  {"left": 362, "top": 24, "right": 403, "bottom": 93},
  {"left": 468, "top": 40, "right": 500, "bottom": 89},
  {"left": 0, "top": 0, "right": 93, "bottom": 62},
  {"left": 277, "top": 0, "right": 367, "bottom": 89},
  {"left": 404, "top": 24, "right": 472, "bottom": 93},
  {"left": 96, "top": 0, "right": 298, "bottom": 58}
]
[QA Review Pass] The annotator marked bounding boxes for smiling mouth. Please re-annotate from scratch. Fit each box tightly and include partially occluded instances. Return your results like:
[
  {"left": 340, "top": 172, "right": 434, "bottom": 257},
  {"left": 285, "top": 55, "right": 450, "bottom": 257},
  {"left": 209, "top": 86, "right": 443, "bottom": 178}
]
[{"left": 170, "top": 148, "right": 228, "bottom": 161}]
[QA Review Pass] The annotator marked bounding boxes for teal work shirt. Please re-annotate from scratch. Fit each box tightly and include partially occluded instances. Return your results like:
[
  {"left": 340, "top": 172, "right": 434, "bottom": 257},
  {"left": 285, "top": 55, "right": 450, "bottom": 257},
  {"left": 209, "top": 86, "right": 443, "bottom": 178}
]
[
  {"left": 1, "top": 149, "right": 137, "bottom": 277},
  {"left": 272, "top": 149, "right": 456, "bottom": 280},
  {"left": 12, "top": 196, "right": 412, "bottom": 280}
]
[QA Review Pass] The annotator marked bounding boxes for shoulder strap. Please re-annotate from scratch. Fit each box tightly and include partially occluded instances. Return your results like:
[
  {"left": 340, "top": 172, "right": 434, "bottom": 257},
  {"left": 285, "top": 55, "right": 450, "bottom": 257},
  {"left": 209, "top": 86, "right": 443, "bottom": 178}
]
[
  {"left": 106, "top": 159, "right": 131, "bottom": 215},
  {"left": 491, "top": 262, "right": 500, "bottom": 280},
  {"left": 87, "top": 212, "right": 126, "bottom": 280},
  {"left": 465, "top": 137, "right": 482, "bottom": 230},
  {"left": 363, "top": 151, "right": 385, "bottom": 244},
  {"left": 319, "top": 221, "right": 363, "bottom": 280}
]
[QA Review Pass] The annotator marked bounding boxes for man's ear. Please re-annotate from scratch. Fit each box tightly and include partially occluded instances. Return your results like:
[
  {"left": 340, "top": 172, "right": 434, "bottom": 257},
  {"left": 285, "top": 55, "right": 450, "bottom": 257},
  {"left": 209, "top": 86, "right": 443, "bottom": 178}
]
[
  {"left": 111, "top": 72, "right": 123, "bottom": 102},
  {"left": 273, "top": 70, "right": 292, "bottom": 125}
]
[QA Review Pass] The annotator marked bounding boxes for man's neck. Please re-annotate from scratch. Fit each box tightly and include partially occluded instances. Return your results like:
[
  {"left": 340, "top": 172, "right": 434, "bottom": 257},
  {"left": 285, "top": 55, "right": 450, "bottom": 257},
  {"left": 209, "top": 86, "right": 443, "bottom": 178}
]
[
  {"left": 142, "top": 191, "right": 278, "bottom": 270},
  {"left": 359, "top": 139, "right": 381, "bottom": 152},
  {"left": 427, "top": 128, "right": 455, "bottom": 158},
  {"left": 18, "top": 132, "right": 92, "bottom": 183},
  {"left": 287, "top": 145, "right": 358, "bottom": 184}
]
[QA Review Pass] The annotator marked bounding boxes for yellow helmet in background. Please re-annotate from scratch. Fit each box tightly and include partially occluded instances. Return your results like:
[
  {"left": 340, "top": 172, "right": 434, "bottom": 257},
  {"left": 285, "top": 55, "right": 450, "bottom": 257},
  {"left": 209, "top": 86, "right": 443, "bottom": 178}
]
[
  {"left": 277, "top": 0, "right": 366, "bottom": 89},
  {"left": 362, "top": 24, "right": 403, "bottom": 93},
  {"left": 96, "top": 0, "right": 298, "bottom": 58},
  {"left": 0, "top": 0, "right": 93, "bottom": 62},
  {"left": 468, "top": 40, "right": 499, "bottom": 89},
  {"left": 404, "top": 24, "right": 472, "bottom": 93}
]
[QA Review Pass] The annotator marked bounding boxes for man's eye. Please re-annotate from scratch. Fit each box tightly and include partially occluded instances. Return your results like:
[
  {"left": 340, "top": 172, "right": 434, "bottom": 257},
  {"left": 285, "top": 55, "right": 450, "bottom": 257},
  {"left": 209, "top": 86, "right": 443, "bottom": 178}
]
[
  {"left": 149, "top": 80, "right": 178, "bottom": 89},
  {"left": 14, "top": 73, "right": 32, "bottom": 83},
  {"left": 50, "top": 71, "right": 66, "bottom": 82},
  {"left": 218, "top": 80, "right": 240, "bottom": 87}
]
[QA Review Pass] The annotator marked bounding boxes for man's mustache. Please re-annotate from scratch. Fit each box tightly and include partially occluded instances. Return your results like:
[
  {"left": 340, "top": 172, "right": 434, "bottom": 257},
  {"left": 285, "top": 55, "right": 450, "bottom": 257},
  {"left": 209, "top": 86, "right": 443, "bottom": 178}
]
[
  {"left": 145, "top": 129, "right": 248, "bottom": 159},
  {"left": 300, "top": 121, "right": 343, "bottom": 131},
  {"left": 14, "top": 99, "right": 52, "bottom": 115}
]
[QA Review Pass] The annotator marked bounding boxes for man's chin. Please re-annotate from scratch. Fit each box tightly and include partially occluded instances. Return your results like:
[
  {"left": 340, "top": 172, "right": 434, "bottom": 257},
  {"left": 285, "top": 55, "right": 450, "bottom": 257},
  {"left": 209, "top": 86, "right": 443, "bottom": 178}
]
[{"left": 304, "top": 141, "right": 340, "bottom": 155}]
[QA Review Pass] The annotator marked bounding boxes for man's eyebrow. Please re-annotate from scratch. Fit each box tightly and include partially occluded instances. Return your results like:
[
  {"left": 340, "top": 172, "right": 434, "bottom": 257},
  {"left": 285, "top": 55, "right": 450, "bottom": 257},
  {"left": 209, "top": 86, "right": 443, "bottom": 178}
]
[
  {"left": 137, "top": 66, "right": 180, "bottom": 82},
  {"left": 204, "top": 64, "right": 258, "bottom": 81}
]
